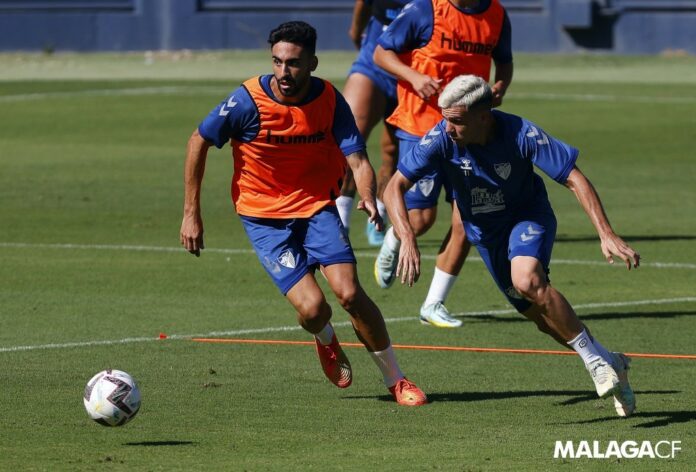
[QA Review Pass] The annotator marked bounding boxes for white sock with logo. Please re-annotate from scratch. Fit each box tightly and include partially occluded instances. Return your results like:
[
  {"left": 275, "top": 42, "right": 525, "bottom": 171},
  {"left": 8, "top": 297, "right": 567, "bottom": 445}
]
[
  {"left": 424, "top": 267, "right": 457, "bottom": 306},
  {"left": 336, "top": 196, "right": 353, "bottom": 230},
  {"left": 567, "top": 328, "right": 606, "bottom": 366},
  {"left": 314, "top": 322, "right": 335, "bottom": 346},
  {"left": 369, "top": 345, "right": 405, "bottom": 387},
  {"left": 383, "top": 226, "right": 401, "bottom": 252}
]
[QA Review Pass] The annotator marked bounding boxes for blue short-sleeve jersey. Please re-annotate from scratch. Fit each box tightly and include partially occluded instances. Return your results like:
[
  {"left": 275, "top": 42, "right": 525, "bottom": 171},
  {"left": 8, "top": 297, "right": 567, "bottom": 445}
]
[
  {"left": 397, "top": 110, "right": 579, "bottom": 244},
  {"left": 377, "top": 0, "right": 513, "bottom": 64},
  {"left": 198, "top": 75, "right": 365, "bottom": 156}
]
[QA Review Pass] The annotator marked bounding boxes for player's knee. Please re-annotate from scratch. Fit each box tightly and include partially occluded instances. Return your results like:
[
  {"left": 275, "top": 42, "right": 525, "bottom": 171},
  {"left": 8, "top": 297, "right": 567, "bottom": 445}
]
[
  {"left": 334, "top": 284, "right": 360, "bottom": 311},
  {"left": 296, "top": 296, "right": 330, "bottom": 325},
  {"left": 512, "top": 274, "right": 546, "bottom": 303}
]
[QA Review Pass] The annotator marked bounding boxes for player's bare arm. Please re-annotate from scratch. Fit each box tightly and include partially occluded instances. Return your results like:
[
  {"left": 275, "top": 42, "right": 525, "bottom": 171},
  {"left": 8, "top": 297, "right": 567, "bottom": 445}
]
[
  {"left": 180, "top": 129, "right": 211, "bottom": 257},
  {"left": 346, "top": 151, "right": 383, "bottom": 230},
  {"left": 373, "top": 45, "right": 442, "bottom": 100},
  {"left": 383, "top": 171, "right": 421, "bottom": 286},
  {"left": 564, "top": 166, "right": 640, "bottom": 269},
  {"left": 491, "top": 60, "right": 513, "bottom": 108},
  {"left": 349, "top": 0, "right": 371, "bottom": 49}
]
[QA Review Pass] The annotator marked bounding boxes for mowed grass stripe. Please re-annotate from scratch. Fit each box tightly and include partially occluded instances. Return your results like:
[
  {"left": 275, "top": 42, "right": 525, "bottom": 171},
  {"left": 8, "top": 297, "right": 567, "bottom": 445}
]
[
  {"left": 1, "top": 296, "right": 694, "bottom": 354},
  {"left": 1, "top": 241, "right": 695, "bottom": 269},
  {"left": 2, "top": 85, "right": 695, "bottom": 105}
]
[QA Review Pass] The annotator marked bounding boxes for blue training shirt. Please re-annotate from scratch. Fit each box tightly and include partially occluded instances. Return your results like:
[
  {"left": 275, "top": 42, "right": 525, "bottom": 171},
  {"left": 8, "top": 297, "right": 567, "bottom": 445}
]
[
  {"left": 377, "top": 0, "right": 513, "bottom": 64},
  {"left": 198, "top": 75, "right": 365, "bottom": 157},
  {"left": 397, "top": 110, "right": 579, "bottom": 244}
]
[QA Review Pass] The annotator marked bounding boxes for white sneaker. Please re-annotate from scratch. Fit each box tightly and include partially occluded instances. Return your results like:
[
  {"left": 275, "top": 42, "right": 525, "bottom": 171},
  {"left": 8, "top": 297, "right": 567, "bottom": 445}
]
[
  {"left": 419, "top": 302, "right": 462, "bottom": 328},
  {"left": 611, "top": 352, "right": 636, "bottom": 417},
  {"left": 374, "top": 241, "right": 398, "bottom": 288},
  {"left": 586, "top": 358, "right": 620, "bottom": 398}
]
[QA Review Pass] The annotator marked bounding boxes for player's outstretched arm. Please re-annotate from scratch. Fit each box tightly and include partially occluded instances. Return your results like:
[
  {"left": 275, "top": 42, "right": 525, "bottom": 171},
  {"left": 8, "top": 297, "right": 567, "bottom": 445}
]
[
  {"left": 347, "top": 151, "right": 383, "bottom": 231},
  {"left": 180, "top": 129, "right": 211, "bottom": 257},
  {"left": 564, "top": 166, "right": 640, "bottom": 270},
  {"left": 384, "top": 171, "right": 421, "bottom": 286}
]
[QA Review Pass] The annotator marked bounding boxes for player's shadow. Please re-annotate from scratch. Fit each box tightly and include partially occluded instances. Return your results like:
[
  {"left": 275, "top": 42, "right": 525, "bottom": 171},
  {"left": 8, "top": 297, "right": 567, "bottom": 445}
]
[
  {"left": 353, "top": 388, "right": 679, "bottom": 407},
  {"left": 124, "top": 441, "right": 195, "bottom": 447},
  {"left": 461, "top": 310, "right": 696, "bottom": 323},
  {"left": 563, "top": 409, "right": 696, "bottom": 428}
]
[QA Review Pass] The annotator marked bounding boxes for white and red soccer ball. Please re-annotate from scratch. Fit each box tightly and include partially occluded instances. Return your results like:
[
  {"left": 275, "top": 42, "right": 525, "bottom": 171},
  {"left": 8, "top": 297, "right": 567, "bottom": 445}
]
[{"left": 83, "top": 369, "right": 141, "bottom": 426}]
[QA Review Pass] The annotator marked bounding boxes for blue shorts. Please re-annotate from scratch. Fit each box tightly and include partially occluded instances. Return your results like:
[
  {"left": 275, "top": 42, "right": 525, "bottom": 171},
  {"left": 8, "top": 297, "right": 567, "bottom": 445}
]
[
  {"left": 240, "top": 206, "right": 356, "bottom": 295},
  {"left": 399, "top": 135, "right": 453, "bottom": 210},
  {"left": 474, "top": 211, "right": 557, "bottom": 313},
  {"left": 347, "top": 19, "right": 398, "bottom": 119}
]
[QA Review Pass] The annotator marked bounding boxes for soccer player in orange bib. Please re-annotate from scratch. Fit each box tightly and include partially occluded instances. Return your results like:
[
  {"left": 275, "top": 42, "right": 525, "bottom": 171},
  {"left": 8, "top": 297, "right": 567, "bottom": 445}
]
[
  {"left": 180, "top": 21, "right": 426, "bottom": 406},
  {"left": 373, "top": 0, "right": 513, "bottom": 328}
]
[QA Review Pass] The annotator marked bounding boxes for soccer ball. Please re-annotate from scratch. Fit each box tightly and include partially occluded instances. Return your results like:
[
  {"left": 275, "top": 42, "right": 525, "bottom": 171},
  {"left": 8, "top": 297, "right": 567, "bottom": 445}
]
[{"left": 83, "top": 369, "right": 141, "bottom": 427}]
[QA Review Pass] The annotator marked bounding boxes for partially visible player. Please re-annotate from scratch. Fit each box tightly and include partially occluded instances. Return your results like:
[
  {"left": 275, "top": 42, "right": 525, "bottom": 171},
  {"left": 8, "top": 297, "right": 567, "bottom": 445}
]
[
  {"left": 373, "top": 0, "right": 514, "bottom": 328},
  {"left": 180, "top": 21, "right": 426, "bottom": 407},
  {"left": 385, "top": 75, "right": 638, "bottom": 417},
  {"left": 336, "top": 0, "right": 409, "bottom": 246}
]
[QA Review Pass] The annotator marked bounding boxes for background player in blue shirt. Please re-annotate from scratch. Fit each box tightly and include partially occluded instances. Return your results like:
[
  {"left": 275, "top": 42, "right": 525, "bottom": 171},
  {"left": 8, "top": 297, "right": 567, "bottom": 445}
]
[
  {"left": 373, "top": 0, "right": 514, "bottom": 328},
  {"left": 383, "top": 75, "right": 640, "bottom": 417},
  {"left": 336, "top": 0, "right": 409, "bottom": 246}
]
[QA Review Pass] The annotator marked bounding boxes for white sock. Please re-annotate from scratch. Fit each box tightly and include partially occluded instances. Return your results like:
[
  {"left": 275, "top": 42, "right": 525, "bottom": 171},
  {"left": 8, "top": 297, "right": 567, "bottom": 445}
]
[
  {"left": 369, "top": 346, "right": 405, "bottom": 387},
  {"left": 567, "top": 328, "right": 607, "bottom": 366},
  {"left": 424, "top": 267, "right": 457, "bottom": 306},
  {"left": 336, "top": 196, "right": 353, "bottom": 229},
  {"left": 314, "top": 322, "right": 335, "bottom": 346},
  {"left": 587, "top": 332, "right": 613, "bottom": 364},
  {"left": 376, "top": 199, "right": 388, "bottom": 226},
  {"left": 383, "top": 226, "right": 401, "bottom": 252}
]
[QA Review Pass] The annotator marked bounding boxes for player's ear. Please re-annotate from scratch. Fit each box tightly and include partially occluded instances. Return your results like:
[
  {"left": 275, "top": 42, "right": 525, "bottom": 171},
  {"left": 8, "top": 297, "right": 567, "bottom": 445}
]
[{"left": 310, "top": 55, "right": 318, "bottom": 72}]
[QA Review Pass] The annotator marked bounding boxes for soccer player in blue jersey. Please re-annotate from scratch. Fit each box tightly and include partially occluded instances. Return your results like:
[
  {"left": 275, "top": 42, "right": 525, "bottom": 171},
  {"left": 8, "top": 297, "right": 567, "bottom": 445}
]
[
  {"left": 180, "top": 21, "right": 426, "bottom": 407},
  {"left": 372, "top": 0, "right": 514, "bottom": 328},
  {"left": 383, "top": 75, "right": 639, "bottom": 417},
  {"left": 336, "top": 0, "right": 409, "bottom": 246}
]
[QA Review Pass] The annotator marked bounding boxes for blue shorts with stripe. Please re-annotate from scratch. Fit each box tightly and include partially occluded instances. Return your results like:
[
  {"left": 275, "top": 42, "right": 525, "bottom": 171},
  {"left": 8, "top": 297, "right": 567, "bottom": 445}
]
[
  {"left": 240, "top": 206, "right": 356, "bottom": 295},
  {"left": 474, "top": 210, "right": 557, "bottom": 313}
]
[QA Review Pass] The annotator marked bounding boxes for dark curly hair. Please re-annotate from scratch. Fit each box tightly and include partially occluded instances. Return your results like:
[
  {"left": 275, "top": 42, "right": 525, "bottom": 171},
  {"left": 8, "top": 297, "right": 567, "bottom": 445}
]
[{"left": 268, "top": 21, "right": 317, "bottom": 55}]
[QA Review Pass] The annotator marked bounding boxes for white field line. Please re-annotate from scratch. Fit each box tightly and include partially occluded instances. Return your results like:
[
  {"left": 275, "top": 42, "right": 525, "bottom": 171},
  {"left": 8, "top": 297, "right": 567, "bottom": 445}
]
[
  {"left": 1, "top": 241, "right": 695, "bottom": 270},
  {"left": 1, "top": 297, "right": 695, "bottom": 354},
  {"left": 0, "top": 86, "right": 227, "bottom": 102},
  {"left": 0, "top": 86, "right": 695, "bottom": 105}
]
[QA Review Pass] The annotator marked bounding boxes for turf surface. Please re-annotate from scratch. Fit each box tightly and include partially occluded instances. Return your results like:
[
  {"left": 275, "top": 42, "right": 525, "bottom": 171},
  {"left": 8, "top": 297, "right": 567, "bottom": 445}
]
[{"left": 1, "top": 52, "right": 695, "bottom": 471}]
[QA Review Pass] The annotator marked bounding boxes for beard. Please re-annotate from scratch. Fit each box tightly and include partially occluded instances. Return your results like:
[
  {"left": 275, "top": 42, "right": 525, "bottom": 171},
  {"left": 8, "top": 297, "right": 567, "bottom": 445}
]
[{"left": 276, "top": 75, "right": 298, "bottom": 97}]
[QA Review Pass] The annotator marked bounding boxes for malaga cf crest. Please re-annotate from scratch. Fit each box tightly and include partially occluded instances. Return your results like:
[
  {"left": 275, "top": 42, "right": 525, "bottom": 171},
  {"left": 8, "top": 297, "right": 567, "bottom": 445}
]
[{"left": 494, "top": 162, "right": 511, "bottom": 180}]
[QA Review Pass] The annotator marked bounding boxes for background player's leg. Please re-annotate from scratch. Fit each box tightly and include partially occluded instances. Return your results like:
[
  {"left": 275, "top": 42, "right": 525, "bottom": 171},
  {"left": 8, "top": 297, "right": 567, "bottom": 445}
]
[
  {"left": 421, "top": 202, "right": 470, "bottom": 328},
  {"left": 337, "top": 73, "right": 386, "bottom": 232}
]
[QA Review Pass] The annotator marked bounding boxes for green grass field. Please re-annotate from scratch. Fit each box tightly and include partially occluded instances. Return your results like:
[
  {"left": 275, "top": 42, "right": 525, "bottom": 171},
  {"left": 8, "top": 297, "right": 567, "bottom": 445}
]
[{"left": 1, "top": 51, "right": 695, "bottom": 471}]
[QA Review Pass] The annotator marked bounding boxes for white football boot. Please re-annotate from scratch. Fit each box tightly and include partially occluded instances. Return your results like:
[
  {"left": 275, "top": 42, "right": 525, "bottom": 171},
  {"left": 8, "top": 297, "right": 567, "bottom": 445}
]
[
  {"left": 586, "top": 358, "right": 620, "bottom": 398},
  {"left": 374, "top": 240, "right": 398, "bottom": 288},
  {"left": 610, "top": 352, "right": 636, "bottom": 417},
  {"left": 419, "top": 302, "right": 462, "bottom": 328}
]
